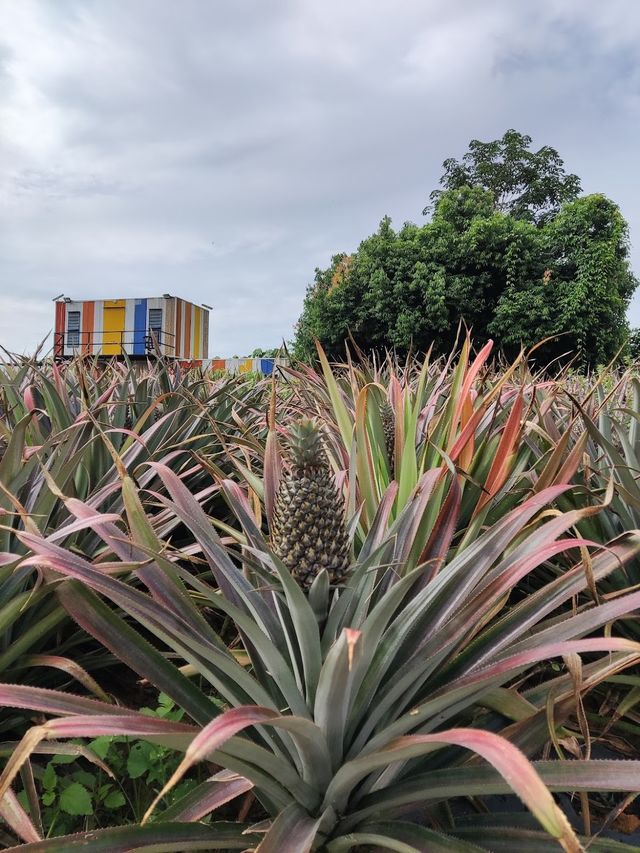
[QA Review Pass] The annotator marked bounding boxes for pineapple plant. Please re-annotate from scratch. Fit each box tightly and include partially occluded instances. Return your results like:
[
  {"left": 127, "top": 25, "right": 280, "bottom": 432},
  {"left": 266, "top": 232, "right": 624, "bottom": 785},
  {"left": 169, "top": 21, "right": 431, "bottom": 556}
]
[{"left": 271, "top": 418, "right": 350, "bottom": 589}]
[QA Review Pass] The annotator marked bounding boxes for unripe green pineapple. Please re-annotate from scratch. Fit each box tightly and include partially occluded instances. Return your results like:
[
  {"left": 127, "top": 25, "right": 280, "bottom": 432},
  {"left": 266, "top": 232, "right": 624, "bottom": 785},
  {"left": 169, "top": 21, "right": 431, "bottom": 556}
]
[{"left": 271, "top": 418, "right": 350, "bottom": 589}]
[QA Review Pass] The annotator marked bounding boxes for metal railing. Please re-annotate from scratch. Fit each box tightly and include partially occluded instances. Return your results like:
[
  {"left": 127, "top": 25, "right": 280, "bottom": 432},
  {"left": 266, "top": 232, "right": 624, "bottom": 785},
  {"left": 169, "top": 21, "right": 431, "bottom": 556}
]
[{"left": 55, "top": 329, "right": 176, "bottom": 355}]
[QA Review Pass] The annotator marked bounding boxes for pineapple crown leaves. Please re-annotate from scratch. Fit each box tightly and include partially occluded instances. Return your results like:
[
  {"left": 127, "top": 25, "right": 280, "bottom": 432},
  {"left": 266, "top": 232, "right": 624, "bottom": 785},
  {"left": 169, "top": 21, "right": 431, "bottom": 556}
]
[{"left": 286, "top": 417, "right": 328, "bottom": 471}]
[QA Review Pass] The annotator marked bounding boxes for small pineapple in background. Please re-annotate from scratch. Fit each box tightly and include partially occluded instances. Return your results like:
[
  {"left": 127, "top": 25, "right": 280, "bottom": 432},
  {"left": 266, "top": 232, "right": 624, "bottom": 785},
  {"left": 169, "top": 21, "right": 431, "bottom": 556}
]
[
  {"left": 381, "top": 401, "right": 395, "bottom": 474},
  {"left": 271, "top": 418, "right": 350, "bottom": 589}
]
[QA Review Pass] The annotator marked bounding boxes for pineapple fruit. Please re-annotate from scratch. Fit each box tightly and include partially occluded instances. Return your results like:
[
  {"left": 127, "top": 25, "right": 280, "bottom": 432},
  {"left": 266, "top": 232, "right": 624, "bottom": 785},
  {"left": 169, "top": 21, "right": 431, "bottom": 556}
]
[
  {"left": 271, "top": 418, "right": 349, "bottom": 589},
  {"left": 381, "top": 401, "right": 395, "bottom": 474}
]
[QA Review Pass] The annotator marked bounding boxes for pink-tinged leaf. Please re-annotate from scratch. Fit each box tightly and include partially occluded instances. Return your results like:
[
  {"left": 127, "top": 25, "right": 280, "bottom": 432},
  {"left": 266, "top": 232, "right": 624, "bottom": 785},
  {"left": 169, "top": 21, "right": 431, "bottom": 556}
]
[
  {"left": 51, "top": 361, "right": 66, "bottom": 403},
  {"left": 44, "top": 513, "right": 123, "bottom": 544},
  {"left": 473, "top": 393, "right": 524, "bottom": 516},
  {"left": 511, "top": 588, "right": 640, "bottom": 653},
  {"left": 0, "top": 788, "right": 41, "bottom": 844},
  {"left": 554, "top": 430, "right": 588, "bottom": 485},
  {"left": 447, "top": 538, "right": 595, "bottom": 637},
  {"left": 327, "top": 728, "right": 581, "bottom": 852},
  {"left": 360, "top": 480, "right": 399, "bottom": 558},
  {"left": 75, "top": 378, "right": 119, "bottom": 414},
  {"left": 38, "top": 714, "right": 196, "bottom": 744},
  {"left": 0, "top": 713, "right": 197, "bottom": 803},
  {"left": 0, "top": 683, "right": 135, "bottom": 718},
  {"left": 533, "top": 425, "right": 574, "bottom": 494},
  {"left": 449, "top": 340, "right": 493, "bottom": 442},
  {"left": 418, "top": 477, "right": 461, "bottom": 585},
  {"left": 264, "top": 424, "right": 282, "bottom": 530},
  {"left": 462, "top": 638, "right": 640, "bottom": 691},
  {"left": 22, "top": 446, "right": 43, "bottom": 461},
  {"left": 458, "top": 392, "right": 476, "bottom": 471},
  {"left": 57, "top": 582, "right": 218, "bottom": 727},
  {"left": 145, "top": 463, "right": 272, "bottom": 617},
  {"left": 143, "top": 706, "right": 331, "bottom": 824},
  {"left": 376, "top": 639, "right": 640, "bottom": 747},
  {"left": 5, "top": 742, "right": 113, "bottom": 776},
  {"left": 355, "top": 386, "right": 378, "bottom": 525},
  {"left": 23, "top": 386, "right": 37, "bottom": 413},
  {"left": 20, "top": 655, "right": 110, "bottom": 702},
  {"left": 143, "top": 706, "right": 280, "bottom": 823},
  {"left": 104, "top": 426, "right": 147, "bottom": 447},
  {"left": 447, "top": 404, "right": 488, "bottom": 463},
  {"left": 161, "top": 770, "right": 253, "bottom": 822},
  {"left": 357, "top": 759, "right": 640, "bottom": 812},
  {"left": 256, "top": 803, "right": 322, "bottom": 853},
  {"left": 394, "top": 468, "right": 443, "bottom": 566},
  {"left": 418, "top": 484, "right": 576, "bottom": 638},
  {"left": 422, "top": 527, "right": 596, "bottom": 672},
  {"left": 18, "top": 531, "right": 274, "bottom": 714}
]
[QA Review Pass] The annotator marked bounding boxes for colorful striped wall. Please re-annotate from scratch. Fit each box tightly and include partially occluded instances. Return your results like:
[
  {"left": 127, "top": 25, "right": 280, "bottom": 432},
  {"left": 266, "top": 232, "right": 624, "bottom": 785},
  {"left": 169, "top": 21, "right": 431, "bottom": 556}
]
[
  {"left": 53, "top": 297, "right": 285, "bottom": 375},
  {"left": 54, "top": 297, "right": 209, "bottom": 360},
  {"left": 207, "top": 357, "right": 288, "bottom": 375}
]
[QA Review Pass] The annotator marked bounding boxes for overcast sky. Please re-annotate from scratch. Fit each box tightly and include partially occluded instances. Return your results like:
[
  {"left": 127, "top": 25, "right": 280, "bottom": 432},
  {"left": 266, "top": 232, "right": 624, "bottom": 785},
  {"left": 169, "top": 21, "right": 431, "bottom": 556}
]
[{"left": 1, "top": 0, "right": 639, "bottom": 357}]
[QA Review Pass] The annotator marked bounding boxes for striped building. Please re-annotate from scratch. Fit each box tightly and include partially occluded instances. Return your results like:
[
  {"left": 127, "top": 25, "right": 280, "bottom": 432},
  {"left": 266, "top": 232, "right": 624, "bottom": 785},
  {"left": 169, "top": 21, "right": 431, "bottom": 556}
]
[{"left": 54, "top": 296, "right": 209, "bottom": 360}]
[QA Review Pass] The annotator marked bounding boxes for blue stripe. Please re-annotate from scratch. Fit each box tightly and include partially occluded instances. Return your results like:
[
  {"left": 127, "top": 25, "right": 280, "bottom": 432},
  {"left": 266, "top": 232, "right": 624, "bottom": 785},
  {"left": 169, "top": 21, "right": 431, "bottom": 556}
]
[
  {"left": 133, "top": 299, "right": 147, "bottom": 355},
  {"left": 260, "top": 359, "right": 274, "bottom": 375}
]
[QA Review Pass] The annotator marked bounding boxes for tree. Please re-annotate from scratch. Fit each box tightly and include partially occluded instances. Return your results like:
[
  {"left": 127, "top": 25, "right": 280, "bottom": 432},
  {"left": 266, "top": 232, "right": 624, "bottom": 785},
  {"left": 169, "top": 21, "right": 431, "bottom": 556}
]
[
  {"left": 250, "top": 347, "right": 281, "bottom": 358},
  {"left": 294, "top": 132, "right": 636, "bottom": 368},
  {"left": 294, "top": 197, "right": 543, "bottom": 361},
  {"left": 426, "top": 129, "right": 581, "bottom": 223},
  {"left": 491, "top": 194, "right": 637, "bottom": 365},
  {"left": 629, "top": 329, "right": 640, "bottom": 362}
]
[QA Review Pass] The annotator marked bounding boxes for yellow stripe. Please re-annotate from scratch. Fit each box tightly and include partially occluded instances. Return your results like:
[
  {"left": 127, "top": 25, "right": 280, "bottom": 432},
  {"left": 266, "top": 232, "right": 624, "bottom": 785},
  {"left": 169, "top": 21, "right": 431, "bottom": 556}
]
[
  {"left": 102, "top": 300, "right": 125, "bottom": 355},
  {"left": 194, "top": 307, "right": 201, "bottom": 358}
]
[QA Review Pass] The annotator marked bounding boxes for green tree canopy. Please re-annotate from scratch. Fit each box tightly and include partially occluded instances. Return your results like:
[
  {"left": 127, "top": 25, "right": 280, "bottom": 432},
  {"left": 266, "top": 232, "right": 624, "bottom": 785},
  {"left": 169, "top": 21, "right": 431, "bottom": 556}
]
[
  {"left": 490, "top": 194, "right": 637, "bottom": 364},
  {"left": 294, "top": 136, "right": 636, "bottom": 368},
  {"left": 426, "top": 129, "right": 582, "bottom": 223}
]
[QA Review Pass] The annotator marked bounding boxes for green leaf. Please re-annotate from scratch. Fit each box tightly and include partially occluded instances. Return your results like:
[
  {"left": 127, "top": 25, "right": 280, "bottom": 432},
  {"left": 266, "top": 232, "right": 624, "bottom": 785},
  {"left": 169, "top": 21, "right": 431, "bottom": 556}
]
[
  {"left": 89, "top": 736, "right": 112, "bottom": 761},
  {"left": 127, "top": 742, "right": 153, "bottom": 779},
  {"left": 71, "top": 769, "right": 96, "bottom": 788},
  {"left": 59, "top": 782, "right": 93, "bottom": 816},
  {"left": 104, "top": 790, "right": 126, "bottom": 808},
  {"left": 2, "top": 821, "right": 259, "bottom": 851},
  {"left": 51, "top": 753, "right": 77, "bottom": 765},
  {"left": 328, "top": 821, "right": 489, "bottom": 852},
  {"left": 42, "top": 791, "right": 56, "bottom": 807},
  {"left": 42, "top": 763, "right": 57, "bottom": 791}
]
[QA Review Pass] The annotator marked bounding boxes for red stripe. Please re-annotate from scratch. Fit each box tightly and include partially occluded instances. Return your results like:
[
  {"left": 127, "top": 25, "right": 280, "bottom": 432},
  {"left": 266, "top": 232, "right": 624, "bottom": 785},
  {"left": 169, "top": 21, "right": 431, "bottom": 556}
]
[{"left": 54, "top": 302, "right": 65, "bottom": 356}]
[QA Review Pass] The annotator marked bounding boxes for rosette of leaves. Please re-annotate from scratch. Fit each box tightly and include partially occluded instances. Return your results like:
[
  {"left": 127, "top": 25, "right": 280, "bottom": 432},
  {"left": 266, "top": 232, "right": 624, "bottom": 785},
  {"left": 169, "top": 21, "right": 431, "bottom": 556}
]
[{"left": 1, "top": 463, "right": 640, "bottom": 850}]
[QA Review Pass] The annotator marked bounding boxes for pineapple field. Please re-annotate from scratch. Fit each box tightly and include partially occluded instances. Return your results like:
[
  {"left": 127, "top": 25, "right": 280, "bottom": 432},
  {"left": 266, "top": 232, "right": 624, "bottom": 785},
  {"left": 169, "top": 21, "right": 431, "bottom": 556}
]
[{"left": 1, "top": 340, "right": 640, "bottom": 851}]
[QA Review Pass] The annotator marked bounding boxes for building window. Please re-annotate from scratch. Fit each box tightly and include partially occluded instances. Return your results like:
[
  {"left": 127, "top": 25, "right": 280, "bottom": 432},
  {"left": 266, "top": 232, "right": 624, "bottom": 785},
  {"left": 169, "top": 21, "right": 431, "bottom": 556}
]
[
  {"left": 148, "top": 308, "right": 163, "bottom": 347},
  {"left": 67, "top": 311, "right": 80, "bottom": 348}
]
